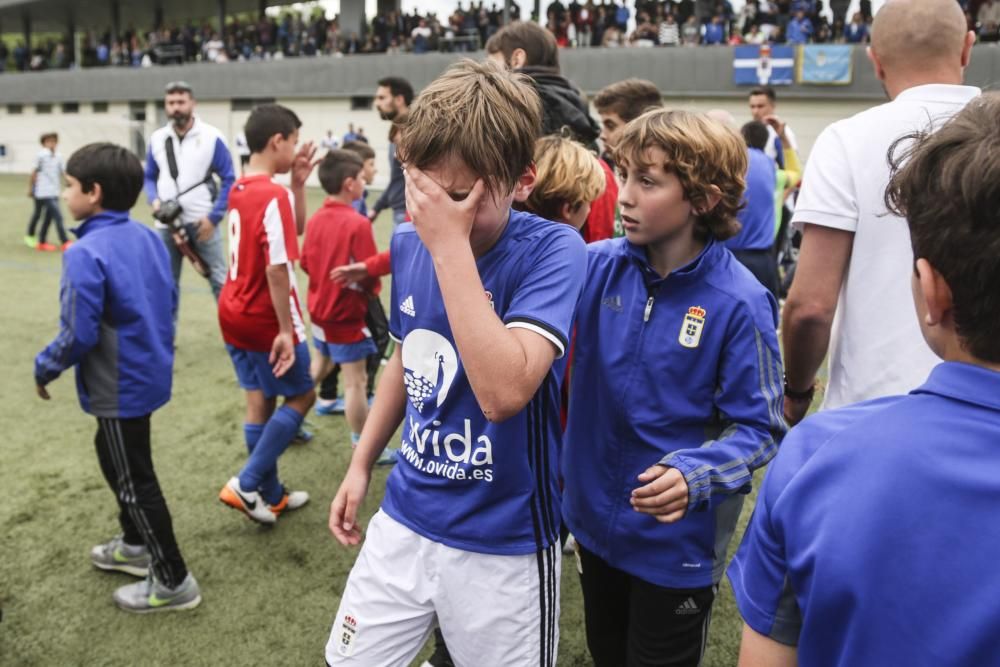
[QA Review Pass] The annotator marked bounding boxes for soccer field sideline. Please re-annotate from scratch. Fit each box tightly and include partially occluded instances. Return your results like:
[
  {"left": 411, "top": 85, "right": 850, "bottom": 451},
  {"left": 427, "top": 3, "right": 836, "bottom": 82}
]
[{"left": 0, "top": 173, "right": 774, "bottom": 666}]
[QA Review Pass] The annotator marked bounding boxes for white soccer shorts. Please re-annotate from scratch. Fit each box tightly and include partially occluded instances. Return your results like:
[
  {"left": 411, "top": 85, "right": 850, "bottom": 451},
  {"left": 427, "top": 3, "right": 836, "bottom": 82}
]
[{"left": 325, "top": 510, "right": 560, "bottom": 667}]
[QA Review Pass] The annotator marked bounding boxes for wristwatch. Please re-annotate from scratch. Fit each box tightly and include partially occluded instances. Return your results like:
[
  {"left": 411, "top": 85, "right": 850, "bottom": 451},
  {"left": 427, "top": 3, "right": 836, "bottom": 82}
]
[{"left": 783, "top": 377, "right": 815, "bottom": 402}]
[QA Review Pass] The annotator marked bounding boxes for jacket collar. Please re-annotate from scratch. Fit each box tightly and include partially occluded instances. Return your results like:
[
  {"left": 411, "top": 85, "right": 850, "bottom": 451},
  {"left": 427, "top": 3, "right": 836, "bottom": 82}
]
[
  {"left": 623, "top": 236, "right": 724, "bottom": 288},
  {"left": 71, "top": 210, "right": 130, "bottom": 238},
  {"left": 911, "top": 361, "right": 1000, "bottom": 412}
]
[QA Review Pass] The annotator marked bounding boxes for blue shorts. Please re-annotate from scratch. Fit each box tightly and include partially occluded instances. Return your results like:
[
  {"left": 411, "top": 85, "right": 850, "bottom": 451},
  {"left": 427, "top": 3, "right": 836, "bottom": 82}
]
[
  {"left": 226, "top": 342, "right": 313, "bottom": 399},
  {"left": 313, "top": 336, "right": 377, "bottom": 364}
]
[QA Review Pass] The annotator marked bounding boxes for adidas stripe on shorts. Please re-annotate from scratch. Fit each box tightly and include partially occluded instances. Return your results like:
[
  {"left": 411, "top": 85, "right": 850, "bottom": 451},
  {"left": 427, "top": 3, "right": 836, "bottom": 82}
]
[{"left": 325, "top": 510, "right": 560, "bottom": 666}]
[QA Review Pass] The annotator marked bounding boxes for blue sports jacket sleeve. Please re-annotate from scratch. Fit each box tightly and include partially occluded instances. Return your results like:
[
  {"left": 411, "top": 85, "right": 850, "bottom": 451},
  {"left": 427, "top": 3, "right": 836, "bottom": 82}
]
[
  {"left": 34, "top": 249, "right": 106, "bottom": 386},
  {"left": 208, "top": 136, "right": 236, "bottom": 225},
  {"left": 660, "top": 299, "right": 786, "bottom": 511},
  {"left": 143, "top": 144, "right": 160, "bottom": 204}
]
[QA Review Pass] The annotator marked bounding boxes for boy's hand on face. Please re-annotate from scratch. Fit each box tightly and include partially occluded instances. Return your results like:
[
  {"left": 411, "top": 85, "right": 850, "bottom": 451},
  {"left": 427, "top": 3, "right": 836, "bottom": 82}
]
[
  {"left": 329, "top": 465, "right": 371, "bottom": 546},
  {"left": 404, "top": 165, "right": 485, "bottom": 257},
  {"left": 36, "top": 384, "right": 51, "bottom": 400},
  {"left": 631, "top": 465, "right": 689, "bottom": 523},
  {"left": 291, "top": 141, "right": 319, "bottom": 189},
  {"left": 269, "top": 331, "right": 295, "bottom": 377}
]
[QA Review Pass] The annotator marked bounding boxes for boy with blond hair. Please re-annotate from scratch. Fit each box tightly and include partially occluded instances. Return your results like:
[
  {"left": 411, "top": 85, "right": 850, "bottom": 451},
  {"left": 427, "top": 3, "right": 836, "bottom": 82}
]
[
  {"left": 301, "top": 150, "right": 380, "bottom": 451},
  {"left": 730, "top": 92, "right": 1000, "bottom": 667},
  {"left": 325, "top": 60, "right": 586, "bottom": 667},
  {"left": 562, "top": 109, "right": 785, "bottom": 667},
  {"left": 515, "top": 133, "right": 607, "bottom": 231}
]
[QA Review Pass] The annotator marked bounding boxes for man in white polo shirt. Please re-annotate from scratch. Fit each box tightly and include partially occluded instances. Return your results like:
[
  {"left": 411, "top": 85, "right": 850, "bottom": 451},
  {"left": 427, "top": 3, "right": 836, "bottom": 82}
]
[{"left": 782, "top": 0, "right": 979, "bottom": 424}]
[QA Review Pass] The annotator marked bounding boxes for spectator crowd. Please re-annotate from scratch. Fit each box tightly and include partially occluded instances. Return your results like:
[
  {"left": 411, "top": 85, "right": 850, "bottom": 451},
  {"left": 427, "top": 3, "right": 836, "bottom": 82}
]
[{"left": 1, "top": 0, "right": 998, "bottom": 73}]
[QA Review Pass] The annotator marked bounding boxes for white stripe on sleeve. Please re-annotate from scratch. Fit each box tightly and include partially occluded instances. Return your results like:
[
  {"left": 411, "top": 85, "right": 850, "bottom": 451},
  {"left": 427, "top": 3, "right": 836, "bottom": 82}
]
[{"left": 263, "top": 197, "right": 288, "bottom": 265}]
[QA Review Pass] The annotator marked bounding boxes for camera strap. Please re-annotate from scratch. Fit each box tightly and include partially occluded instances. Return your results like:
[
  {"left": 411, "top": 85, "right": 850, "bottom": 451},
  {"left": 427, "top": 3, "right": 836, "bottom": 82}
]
[{"left": 164, "top": 136, "right": 217, "bottom": 200}]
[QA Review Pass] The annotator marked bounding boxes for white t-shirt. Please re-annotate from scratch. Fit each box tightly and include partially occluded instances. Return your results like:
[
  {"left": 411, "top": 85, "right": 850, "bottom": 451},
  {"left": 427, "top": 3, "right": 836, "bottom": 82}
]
[
  {"left": 765, "top": 123, "right": 797, "bottom": 164},
  {"left": 34, "top": 149, "right": 63, "bottom": 199},
  {"left": 792, "top": 84, "right": 980, "bottom": 410}
]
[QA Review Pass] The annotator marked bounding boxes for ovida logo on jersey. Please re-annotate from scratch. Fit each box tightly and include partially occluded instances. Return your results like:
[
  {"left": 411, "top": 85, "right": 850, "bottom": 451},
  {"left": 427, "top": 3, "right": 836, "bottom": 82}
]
[
  {"left": 401, "top": 329, "right": 494, "bottom": 482},
  {"left": 406, "top": 415, "right": 494, "bottom": 475},
  {"left": 402, "top": 329, "right": 458, "bottom": 413}
]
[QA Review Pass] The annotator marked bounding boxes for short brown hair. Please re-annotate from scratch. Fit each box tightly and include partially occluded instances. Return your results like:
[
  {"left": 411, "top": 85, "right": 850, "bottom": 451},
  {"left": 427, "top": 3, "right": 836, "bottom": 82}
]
[
  {"left": 485, "top": 21, "right": 559, "bottom": 69},
  {"left": 516, "top": 134, "right": 606, "bottom": 222},
  {"left": 40, "top": 132, "right": 58, "bottom": 144},
  {"left": 397, "top": 59, "right": 542, "bottom": 199},
  {"left": 318, "top": 149, "right": 364, "bottom": 195},
  {"left": 594, "top": 79, "right": 662, "bottom": 123},
  {"left": 885, "top": 92, "right": 1000, "bottom": 363},
  {"left": 342, "top": 140, "right": 375, "bottom": 161},
  {"left": 614, "top": 109, "right": 747, "bottom": 241},
  {"left": 749, "top": 86, "right": 776, "bottom": 103}
]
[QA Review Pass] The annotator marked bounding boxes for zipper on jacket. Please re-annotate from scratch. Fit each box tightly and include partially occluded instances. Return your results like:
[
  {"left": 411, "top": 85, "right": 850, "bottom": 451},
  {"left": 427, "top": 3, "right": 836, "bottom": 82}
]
[{"left": 643, "top": 294, "right": 655, "bottom": 322}]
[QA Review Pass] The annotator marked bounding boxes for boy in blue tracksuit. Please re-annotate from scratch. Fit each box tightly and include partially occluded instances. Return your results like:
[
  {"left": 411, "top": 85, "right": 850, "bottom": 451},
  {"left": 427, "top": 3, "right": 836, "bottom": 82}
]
[
  {"left": 563, "top": 109, "right": 786, "bottom": 667},
  {"left": 34, "top": 143, "right": 200, "bottom": 613}
]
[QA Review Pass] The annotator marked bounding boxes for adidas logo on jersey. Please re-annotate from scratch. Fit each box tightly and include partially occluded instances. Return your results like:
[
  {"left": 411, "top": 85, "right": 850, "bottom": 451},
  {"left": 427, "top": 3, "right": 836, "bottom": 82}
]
[
  {"left": 675, "top": 597, "right": 700, "bottom": 615},
  {"left": 601, "top": 295, "right": 623, "bottom": 312},
  {"left": 399, "top": 295, "right": 415, "bottom": 317}
]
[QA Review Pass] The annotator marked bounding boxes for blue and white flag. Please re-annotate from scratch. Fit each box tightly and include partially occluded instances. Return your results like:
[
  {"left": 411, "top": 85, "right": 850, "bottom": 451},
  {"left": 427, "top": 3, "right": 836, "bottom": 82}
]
[
  {"left": 799, "top": 44, "right": 853, "bottom": 85},
  {"left": 733, "top": 45, "right": 795, "bottom": 86}
]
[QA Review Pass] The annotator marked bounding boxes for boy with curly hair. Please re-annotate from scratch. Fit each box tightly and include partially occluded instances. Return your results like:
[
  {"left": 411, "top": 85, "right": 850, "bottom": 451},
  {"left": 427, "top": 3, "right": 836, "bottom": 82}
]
[{"left": 562, "top": 109, "right": 786, "bottom": 667}]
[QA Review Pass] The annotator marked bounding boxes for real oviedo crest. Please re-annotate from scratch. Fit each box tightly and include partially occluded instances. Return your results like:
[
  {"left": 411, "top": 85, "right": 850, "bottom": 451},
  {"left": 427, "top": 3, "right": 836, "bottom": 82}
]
[{"left": 679, "top": 306, "right": 706, "bottom": 349}]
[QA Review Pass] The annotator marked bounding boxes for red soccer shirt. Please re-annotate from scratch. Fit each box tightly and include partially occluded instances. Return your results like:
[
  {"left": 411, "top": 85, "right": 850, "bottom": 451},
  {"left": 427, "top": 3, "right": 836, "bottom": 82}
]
[
  {"left": 582, "top": 158, "right": 618, "bottom": 243},
  {"left": 218, "top": 174, "right": 307, "bottom": 352},
  {"left": 300, "top": 199, "right": 379, "bottom": 344}
]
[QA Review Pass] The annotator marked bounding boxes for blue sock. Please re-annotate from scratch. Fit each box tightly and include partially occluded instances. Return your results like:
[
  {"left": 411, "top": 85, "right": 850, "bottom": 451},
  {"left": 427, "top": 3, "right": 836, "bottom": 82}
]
[
  {"left": 243, "top": 422, "right": 282, "bottom": 502},
  {"left": 239, "top": 406, "right": 302, "bottom": 502},
  {"left": 244, "top": 423, "right": 264, "bottom": 454}
]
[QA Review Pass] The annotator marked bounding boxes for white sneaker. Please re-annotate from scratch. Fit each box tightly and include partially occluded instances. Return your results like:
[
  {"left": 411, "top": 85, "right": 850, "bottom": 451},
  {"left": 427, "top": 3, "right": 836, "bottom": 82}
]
[
  {"left": 270, "top": 487, "right": 310, "bottom": 518},
  {"left": 218, "top": 477, "right": 277, "bottom": 524}
]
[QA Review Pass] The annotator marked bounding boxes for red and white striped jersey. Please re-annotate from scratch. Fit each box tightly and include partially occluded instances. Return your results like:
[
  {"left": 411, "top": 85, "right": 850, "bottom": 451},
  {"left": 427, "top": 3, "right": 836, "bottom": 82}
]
[{"left": 218, "top": 174, "right": 306, "bottom": 352}]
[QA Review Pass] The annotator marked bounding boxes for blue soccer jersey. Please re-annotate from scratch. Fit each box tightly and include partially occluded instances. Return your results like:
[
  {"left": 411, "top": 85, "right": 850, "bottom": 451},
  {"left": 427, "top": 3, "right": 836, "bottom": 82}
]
[
  {"left": 728, "top": 362, "right": 1000, "bottom": 665},
  {"left": 384, "top": 211, "right": 586, "bottom": 555}
]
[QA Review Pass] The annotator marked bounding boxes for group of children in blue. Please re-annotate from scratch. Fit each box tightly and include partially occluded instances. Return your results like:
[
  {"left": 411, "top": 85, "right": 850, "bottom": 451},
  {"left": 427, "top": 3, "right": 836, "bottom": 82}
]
[{"left": 31, "top": 54, "right": 1000, "bottom": 667}]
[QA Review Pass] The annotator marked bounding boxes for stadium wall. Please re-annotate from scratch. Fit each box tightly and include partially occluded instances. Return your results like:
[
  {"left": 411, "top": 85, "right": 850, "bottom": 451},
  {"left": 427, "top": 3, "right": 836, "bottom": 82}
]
[{"left": 1, "top": 46, "right": 997, "bottom": 184}]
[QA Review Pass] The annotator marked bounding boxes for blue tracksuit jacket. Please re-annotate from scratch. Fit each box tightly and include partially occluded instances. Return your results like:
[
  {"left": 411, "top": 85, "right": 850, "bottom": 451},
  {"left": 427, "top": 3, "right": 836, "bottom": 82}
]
[
  {"left": 562, "top": 237, "right": 786, "bottom": 588},
  {"left": 34, "top": 210, "right": 176, "bottom": 418}
]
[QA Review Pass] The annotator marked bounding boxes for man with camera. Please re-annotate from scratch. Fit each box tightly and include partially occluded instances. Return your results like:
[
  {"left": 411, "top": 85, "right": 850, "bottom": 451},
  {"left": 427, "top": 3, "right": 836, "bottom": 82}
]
[{"left": 144, "top": 81, "right": 235, "bottom": 309}]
